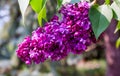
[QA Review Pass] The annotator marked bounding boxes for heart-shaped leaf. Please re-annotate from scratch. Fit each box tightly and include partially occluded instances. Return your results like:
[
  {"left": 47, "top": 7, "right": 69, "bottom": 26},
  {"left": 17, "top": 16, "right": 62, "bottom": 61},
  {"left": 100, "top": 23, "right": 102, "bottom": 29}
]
[
  {"left": 18, "top": 0, "right": 30, "bottom": 24},
  {"left": 30, "top": 0, "right": 43, "bottom": 13},
  {"left": 111, "top": 0, "right": 120, "bottom": 20},
  {"left": 89, "top": 5, "right": 113, "bottom": 39},
  {"left": 30, "top": 0, "right": 47, "bottom": 26}
]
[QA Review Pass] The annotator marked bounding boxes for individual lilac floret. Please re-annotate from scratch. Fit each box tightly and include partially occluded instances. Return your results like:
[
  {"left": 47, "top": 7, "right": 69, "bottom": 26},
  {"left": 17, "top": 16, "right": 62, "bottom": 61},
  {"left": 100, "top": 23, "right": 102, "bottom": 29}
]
[{"left": 16, "top": 36, "right": 32, "bottom": 65}]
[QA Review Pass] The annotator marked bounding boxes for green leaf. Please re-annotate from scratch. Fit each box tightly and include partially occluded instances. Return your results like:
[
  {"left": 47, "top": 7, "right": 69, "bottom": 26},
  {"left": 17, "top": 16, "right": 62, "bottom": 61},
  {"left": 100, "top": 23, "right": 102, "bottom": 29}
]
[
  {"left": 116, "top": 37, "right": 120, "bottom": 48},
  {"left": 114, "top": 21, "right": 120, "bottom": 33},
  {"left": 89, "top": 5, "right": 113, "bottom": 39},
  {"left": 38, "top": 0, "right": 47, "bottom": 26},
  {"left": 57, "top": 0, "right": 63, "bottom": 10},
  {"left": 38, "top": 7, "right": 47, "bottom": 26},
  {"left": 30, "top": 0, "right": 43, "bottom": 13},
  {"left": 111, "top": 1, "right": 120, "bottom": 20},
  {"left": 18, "top": 0, "right": 30, "bottom": 24},
  {"left": 30, "top": 0, "right": 47, "bottom": 26},
  {"left": 105, "top": 0, "right": 110, "bottom": 5}
]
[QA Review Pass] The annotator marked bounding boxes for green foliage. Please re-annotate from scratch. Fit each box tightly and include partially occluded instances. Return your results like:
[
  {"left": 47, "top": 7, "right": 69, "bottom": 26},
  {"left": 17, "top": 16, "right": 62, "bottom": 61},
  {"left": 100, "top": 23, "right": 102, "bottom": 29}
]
[
  {"left": 30, "top": 0, "right": 47, "bottom": 26},
  {"left": 18, "top": 0, "right": 47, "bottom": 26},
  {"left": 38, "top": 6, "right": 47, "bottom": 26},
  {"left": 110, "top": 0, "right": 120, "bottom": 48},
  {"left": 114, "top": 21, "right": 120, "bottom": 33},
  {"left": 18, "top": 0, "right": 120, "bottom": 45},
  {"left": 89, "top": 4, "right": 113, "bottom": 39},
  {"left": 116, "top": 37, "right": 120, "bottom": 48},
  {"left": 111, "top": 0, "right": 120, "bottom": 20},
  {"left": 30, "top": 0, "right": 43, "bottom": 13},
  {"left": 57, "top": 0, "right": 63, "bottom": 10},
  {"left": 18, "top": 0, "right": 30, "bottom": 24},
  {"left": 105, "top": 0, "right": 110, "bottom": 5}
]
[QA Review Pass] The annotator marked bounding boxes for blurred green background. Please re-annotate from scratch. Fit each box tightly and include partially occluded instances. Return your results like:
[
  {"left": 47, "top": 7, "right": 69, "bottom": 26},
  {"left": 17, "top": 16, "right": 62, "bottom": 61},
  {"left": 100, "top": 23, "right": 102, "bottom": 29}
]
[{"left": 0, "top": 0, "right": 113, "bottom": 76}]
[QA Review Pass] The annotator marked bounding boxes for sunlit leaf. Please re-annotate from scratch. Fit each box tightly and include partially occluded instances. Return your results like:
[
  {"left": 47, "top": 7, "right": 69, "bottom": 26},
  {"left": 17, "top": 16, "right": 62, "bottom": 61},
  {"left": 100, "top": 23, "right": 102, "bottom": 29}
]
[
  {"left": 37, "top": 0, "right": 47, "bottom": 26},
  {"left": 111, "top": 1, "right": 120, "bottom": 20},
  {"left": 116, "top": 37, "right": 120, "bottom": 48},
  {"left": 114, "top": 21, "right": 120, "bottom": 33},
  {"left": 30, "top": 0, "right": 47, "bottom": 26},
  {"left": 89, "top": 5, "right": 113, "bottom": 39},
  {"left": 105, "top": 0, "right": 110, "bottom": 5},
  {"left": 30, "top": 0, "right": 43, "bottom": 13},
  {"left": 18, "top": 0, "right": 30, "bottom": 24},
  {"left": 38, "top": 6, "right": 47, "bottom": 26}
]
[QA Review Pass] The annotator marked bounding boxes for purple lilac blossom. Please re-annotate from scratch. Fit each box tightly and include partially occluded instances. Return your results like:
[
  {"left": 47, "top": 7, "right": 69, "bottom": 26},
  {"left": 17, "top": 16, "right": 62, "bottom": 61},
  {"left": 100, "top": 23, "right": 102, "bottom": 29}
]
[
  {"left": 16, "top": 36, "right": 32, "bottom": 65},
  {"left": 16, "top": 1, "right": 96, "bottom": 64}
]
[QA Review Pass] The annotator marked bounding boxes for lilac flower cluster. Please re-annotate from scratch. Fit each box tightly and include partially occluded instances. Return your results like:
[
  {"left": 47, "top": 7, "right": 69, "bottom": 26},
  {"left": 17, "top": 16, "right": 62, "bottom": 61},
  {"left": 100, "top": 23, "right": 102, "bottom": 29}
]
[{"left": 16, "top": 1, "right": 96, "bottom": 65}]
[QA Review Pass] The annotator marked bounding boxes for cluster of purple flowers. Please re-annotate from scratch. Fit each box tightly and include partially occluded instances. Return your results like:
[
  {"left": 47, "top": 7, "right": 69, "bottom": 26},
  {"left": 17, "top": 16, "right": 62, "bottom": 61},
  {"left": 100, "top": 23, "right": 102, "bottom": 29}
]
[{"left": 16, "top": 1, "right": 96, "bottom": 65}]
